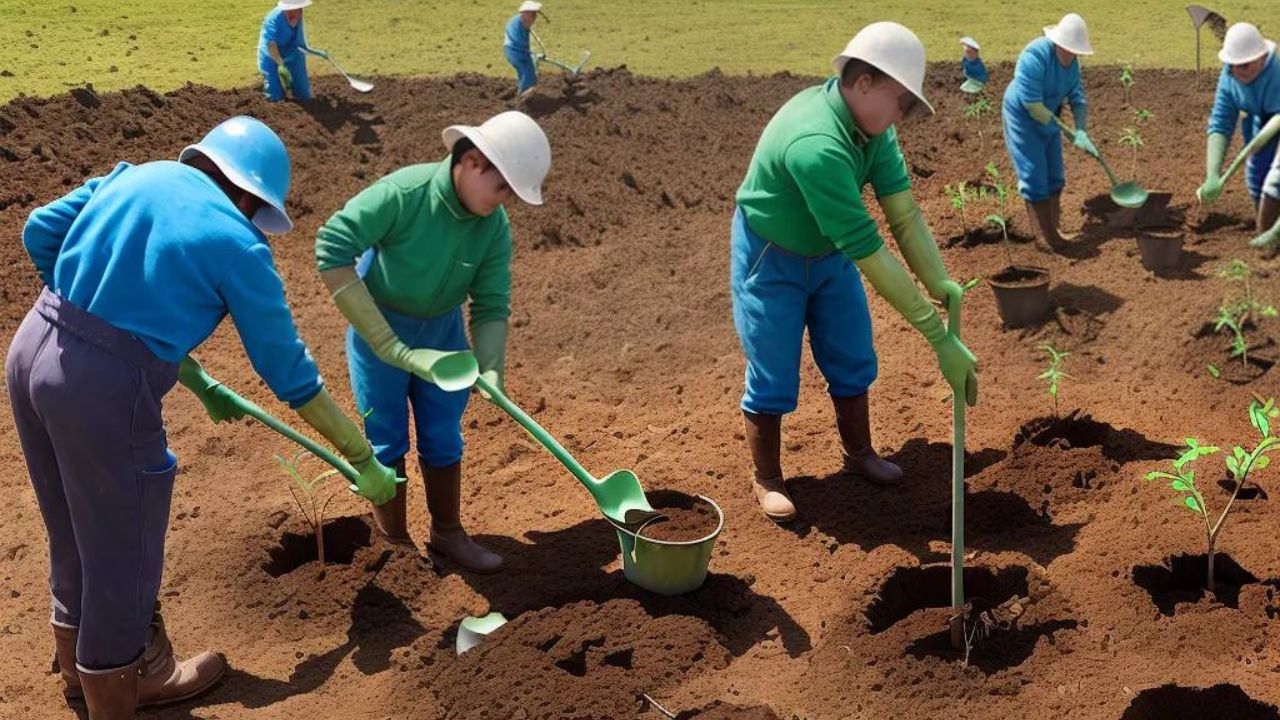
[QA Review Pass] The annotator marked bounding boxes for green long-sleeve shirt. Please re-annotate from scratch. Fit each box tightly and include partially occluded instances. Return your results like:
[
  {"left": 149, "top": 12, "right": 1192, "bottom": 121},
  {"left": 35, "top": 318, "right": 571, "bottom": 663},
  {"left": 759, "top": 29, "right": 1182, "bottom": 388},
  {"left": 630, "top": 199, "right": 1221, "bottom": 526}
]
[
  {"left": 736, "top": 76, "right": 912, "bottom": 260},
  {"left": 315, "top": 161, "right": 512, "bottom": 328}
]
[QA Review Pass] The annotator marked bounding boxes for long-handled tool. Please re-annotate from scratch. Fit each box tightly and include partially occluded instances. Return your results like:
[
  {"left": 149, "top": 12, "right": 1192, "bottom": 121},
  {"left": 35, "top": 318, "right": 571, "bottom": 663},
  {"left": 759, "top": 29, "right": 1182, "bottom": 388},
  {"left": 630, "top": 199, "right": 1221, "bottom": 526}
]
[
  {"left": 1199, "top": 114, "right": 1280, "bottom": 203},
  {"left": 474, "top": 375, "right": 657, "bottom": 525},
  {"left": 531, "top": 29, "right": 592, "bottom": 77},
  {"left": 303, "top": 48, "right": 374, "bottom": 93},
  {"left": 946, "top": 289, "right": 968, "bottom": 650},
  {"left": 1052, "top": 116, "right": 1149, "bottom": 208}
]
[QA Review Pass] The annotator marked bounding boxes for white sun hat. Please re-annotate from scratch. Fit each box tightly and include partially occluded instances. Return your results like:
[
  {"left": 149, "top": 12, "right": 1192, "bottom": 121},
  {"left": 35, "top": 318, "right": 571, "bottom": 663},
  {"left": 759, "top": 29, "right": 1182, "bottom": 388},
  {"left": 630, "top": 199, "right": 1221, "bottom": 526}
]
[
  {"left": 442, "top": 111, "right": 551, "bottom": 205},
  {"left": 277, "top": 0, "right": 312, "bottom": 10},
  {"left": 1219, "top": 23, "right": 1276, "bottom": 65},
  {"left": 1044, "top": 13, "right": 1094, "bottom": 56},
  {"left": 832, "top": 21, "right": 934, "bottom": 115},
  {"left": 518, "top": 1, "right": 542, "bottom": 12},
  {"left": 960, "top": 37, "right": 981, "bottom": 51}
]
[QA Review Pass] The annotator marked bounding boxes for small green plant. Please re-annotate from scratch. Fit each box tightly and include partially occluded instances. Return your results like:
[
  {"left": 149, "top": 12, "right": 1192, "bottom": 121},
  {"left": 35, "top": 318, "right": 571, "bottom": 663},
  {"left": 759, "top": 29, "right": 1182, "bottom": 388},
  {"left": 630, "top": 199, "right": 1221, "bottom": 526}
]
[
  {"left": 984, "top": 162, "right": 1015, "bottom": 265},
  {"left": 1143, "top": 396, "right": 1279, "bottom": 594},
  {"left": 1133, "top": 108, "right": 1154, "bottom": 124},
  {"left": 1120, "top": 64, "right": 1135, "bottom": 106},
  {"left": 1218, "top": 259, "right": 1278, "bottom": 325},
  {"left": 945, "top": 181, "right": 974, "bottom": 240},
  {"left": 963, "top": 95, "right": 994, "bottom": 147},
  {"left": 1214, "top": 303, "right": 1250, "bottom": 367},
  {"left": 276, "top": 449, "right": 343, "bottom": 573},
  {"left": 1037, "top": 343, "right": 1071, "bottom": 417},
  {"left": 1118, "top": 127, "right": 1145, "bottom": 179}
]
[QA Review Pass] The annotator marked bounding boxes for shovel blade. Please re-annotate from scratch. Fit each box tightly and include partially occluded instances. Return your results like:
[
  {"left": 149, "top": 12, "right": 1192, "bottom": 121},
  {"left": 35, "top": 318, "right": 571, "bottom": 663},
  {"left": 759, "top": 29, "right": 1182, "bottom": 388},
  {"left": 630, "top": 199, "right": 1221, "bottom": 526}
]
[
  {"left": 417, "top": 350, "right": 479, "bottom": 392},
  {"left": 594, "top": 469, "right": 657, "bottom": 524},
  {"left": 348, "top": 77, "right": 374, "bottom": 93},
  {"left": 1111, "top": 182, "right": 1149, "bottom": 209}
]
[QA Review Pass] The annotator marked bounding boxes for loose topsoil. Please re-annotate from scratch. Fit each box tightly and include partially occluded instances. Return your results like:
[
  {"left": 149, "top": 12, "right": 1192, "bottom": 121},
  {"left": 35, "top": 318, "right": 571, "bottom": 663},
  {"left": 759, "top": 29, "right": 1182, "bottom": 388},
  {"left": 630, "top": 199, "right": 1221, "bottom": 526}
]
[
  {"left": 637, "top": 496, "right": 720, "bottom": 543},
  {"left": 1, "top": 63, "right": 1279, "bottom": 720}
]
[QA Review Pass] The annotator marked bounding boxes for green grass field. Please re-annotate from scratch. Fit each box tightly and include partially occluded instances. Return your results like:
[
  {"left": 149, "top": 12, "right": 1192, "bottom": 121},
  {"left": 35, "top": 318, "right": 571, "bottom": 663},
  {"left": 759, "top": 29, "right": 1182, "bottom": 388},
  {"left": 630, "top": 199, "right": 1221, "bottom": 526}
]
[{"left": 0, "top": 1, "right": 1273, "bottom": 102}]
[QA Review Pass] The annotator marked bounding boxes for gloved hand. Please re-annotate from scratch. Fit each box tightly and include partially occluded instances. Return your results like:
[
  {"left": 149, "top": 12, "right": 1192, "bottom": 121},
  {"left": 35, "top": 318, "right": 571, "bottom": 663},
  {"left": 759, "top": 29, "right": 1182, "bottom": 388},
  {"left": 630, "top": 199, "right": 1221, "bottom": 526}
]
[
  {"left": 1249, "top": 222, "right": 1280, "bottom": 254},
  {"left": 1198, "top": 133, "right": 1229, "bottom": 204},
  {"left": 349, "top": 454, "right": 398, "bottom": 506},
  {"left": 178, "top": 355, "right": 249, "bottom": 424},
  {"left": 322, "top": 267, "right": 479, "bottom": 388},
  {"left": 278, "top": 65, "right": 293, "bottom": 92},
  {"left": 1073, "top": 130, "right": 1099, "bottom": 158},
  {"left": 1024, "top": 101, "right": 1054, "bottom": 126},
  {"left": 855, "top": 248, "right": 978, "bottom": 406},
  {"left": 880, "top": 190, "right": 950, "bottom": 302}
]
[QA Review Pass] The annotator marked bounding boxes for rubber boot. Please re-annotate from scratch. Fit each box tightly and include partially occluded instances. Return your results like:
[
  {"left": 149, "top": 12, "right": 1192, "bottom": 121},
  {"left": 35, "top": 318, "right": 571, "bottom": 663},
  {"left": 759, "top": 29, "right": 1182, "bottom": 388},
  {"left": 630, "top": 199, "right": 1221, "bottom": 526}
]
[
  {"left": 744, "top": 411, "right": 796, "bottom": 522},
  {"left": 423, "top": 460, "right": 505, "bottom": 574},
  {"left": 1048, "top": 193, "right": 1078, "bottom": 241},
  {"left": 77, "top": 659, "right": 139, "bottom": 720},
  {"left": 370, "top": 457, "right": 413, "bottom": 546},
  {"left": 52, "top": 623, "right": 83, "bottom": 700},
  {"left": 834, "top": 394, "right": 903, "bottom": 486},
  {"left": 135, "top": 612, "right": 224, "bottom": 708},
  {"left": 1025, "top": 198, "right": 1064, "bottom": 248}
]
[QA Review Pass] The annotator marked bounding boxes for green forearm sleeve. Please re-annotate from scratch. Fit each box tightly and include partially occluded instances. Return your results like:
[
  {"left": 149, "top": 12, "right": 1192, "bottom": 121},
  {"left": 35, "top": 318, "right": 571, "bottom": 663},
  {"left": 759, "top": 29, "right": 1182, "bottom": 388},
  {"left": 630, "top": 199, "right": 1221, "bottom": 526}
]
[
  {"left": 880, "top": 190, "right": 950, "bottom": 302},
  {"left": 472, "top": 320, "right": 509, "bottom": 375},
  {"left": 295, "top": 388, "right": 371, "bottom": 463},
  {"left": 854, "top": 247, "right": 946, "bottom": 344},
  {"left": 321, "top": 266, "right": 409, "bottom": 368},
  {"left": 1070, "top": 103, "right": 1088, "bottom": 133},
  {"left": 1024, "top": 102, "right": 1054, "bottom": 126},
  {"left": 1207, "top": 132, "right": 1229, "bottom": 177}
]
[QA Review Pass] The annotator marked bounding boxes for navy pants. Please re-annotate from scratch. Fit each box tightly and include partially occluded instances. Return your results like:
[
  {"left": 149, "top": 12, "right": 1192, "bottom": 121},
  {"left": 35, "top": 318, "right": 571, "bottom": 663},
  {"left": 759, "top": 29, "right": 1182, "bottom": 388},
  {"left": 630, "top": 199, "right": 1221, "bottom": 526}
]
[
  {"left": 505, "top": 45, "right": 537, "bottom": 94},
  {"left": 6, "top": 289, "right": 178, "bottom": 670}
]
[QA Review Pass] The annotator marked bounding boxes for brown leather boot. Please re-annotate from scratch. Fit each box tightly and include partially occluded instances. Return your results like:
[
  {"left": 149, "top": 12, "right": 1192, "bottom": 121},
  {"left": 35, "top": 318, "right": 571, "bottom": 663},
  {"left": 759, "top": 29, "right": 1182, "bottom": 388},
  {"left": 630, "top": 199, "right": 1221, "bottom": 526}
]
[
  {"left": 370, "top": 457, "right": 413, "bottom": 546},
  {"left": 833, "top": 394, "right": 903, "bottom": 486},
  {"left": 423, "top": 459, "right": 504, "bottom": 574},
  {"left": 744, "top": 411, "right": 796, "bottom": 521},
  {"left": 1048, "top": 193, "right": 1078, "bottom": 241},
  {"left": 52, "top": 622, "right": 83, "bottom": 700},
  {"left": 135, "top": 612, "right": 224, "bottom": 708},
  {"left": 77, "top": 659, "right": 139, "bottom": 720},
  {"left": 1025, "top": 198, "right": 1064, "bottom": 247}
]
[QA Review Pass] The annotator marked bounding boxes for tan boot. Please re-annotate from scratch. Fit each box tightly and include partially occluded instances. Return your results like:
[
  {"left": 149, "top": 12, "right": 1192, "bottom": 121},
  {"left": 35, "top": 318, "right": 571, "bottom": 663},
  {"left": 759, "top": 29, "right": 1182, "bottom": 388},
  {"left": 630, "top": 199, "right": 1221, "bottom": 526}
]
[
  {"left": 423, "top": 460, "right": 505, "bottom": 574},
  {"left": 1025, "top": 198, "right": 1064, "bottom": 247},
  {"left": 136, "top": 612, "right": 224, "bottom": 708},
  {"left": 744, "top": 411, "right": 796, "bottom": 521},
  {"left": 834, "top": 394, "right": 903, "bottom": 486},
  {"left": 77, "top": 659, "right": 139, "bottom": 720},
  {"left": 370, "top": 457, "right": 413, "bottom": 546},
  {"left": 52, "top": 623, "right": 83, "bottom": 700},
  {"left": 1048, "top": 193, "right": 1078, "bottom": 241}
]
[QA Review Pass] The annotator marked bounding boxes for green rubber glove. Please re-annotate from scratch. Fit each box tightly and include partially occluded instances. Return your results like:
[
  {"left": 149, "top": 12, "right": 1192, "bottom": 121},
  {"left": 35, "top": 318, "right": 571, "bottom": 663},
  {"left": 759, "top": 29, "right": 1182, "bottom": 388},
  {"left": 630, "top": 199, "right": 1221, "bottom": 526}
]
[
  {"left": 322, "top": 266, "right": 478, "bottom": 387},
  {"left": 1249, "top": 221, "right": 1280, "bottom": 254},
  {"left": 880, "top": 190, "right": 951, "bottom": 302},
  {"left": 178, "top": 355, "right": 248, "bottom": 424},
  {"left": 855, "top": 249, "right": 978, "bottom": 406},
  {"left": 472, "top": 320, "right": 508, "bottom": 395},
  {"left": 278, "top": 65, "right": 293, "bottom": 92},
  {"left": 1198, "top": 133, "right": 1229, "bottom": 204},
  {"left": 1073, "top": 129, "right": 1099, "bottom": 158},
  {"left": 295, "top": 389, "right": 397, "bottom": 505},
  {"left": 349, "top": 455, "right": 399, "bottom": 506},
  {"left": 1024, "top": 101, "right": 1054, "bottom": 126}
]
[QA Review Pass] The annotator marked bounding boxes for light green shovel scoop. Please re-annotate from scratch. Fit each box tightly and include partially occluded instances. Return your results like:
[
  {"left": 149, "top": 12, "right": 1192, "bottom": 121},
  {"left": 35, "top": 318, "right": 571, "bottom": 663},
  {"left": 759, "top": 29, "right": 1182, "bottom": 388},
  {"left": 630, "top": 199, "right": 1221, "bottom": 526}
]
[
  {"left": 1053, "top": 116, "right": 1148, "bottom": 209},
  {"left": 474, "top": 375, "right": 658, "bottom": 525}
]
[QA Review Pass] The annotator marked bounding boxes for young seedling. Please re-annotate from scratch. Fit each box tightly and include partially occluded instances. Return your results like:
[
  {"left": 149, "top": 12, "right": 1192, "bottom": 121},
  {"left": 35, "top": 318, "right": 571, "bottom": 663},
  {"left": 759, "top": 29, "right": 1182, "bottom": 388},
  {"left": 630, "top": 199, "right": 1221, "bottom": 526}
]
[
  {"left": 1120, "top": 64, "right": 1135, "bottom": 106},
  {"left": 1118, "top": 127, "right": 1144, "bottom": 179},
  {"left": 1133, "top": 108, "right": 1155, "bottom": 124},
  {"left": 1037, "top": 343, "right": 1071, "bottom": 417},
  {"left": 1214, "top": 303, "right": 1250, "bottom": 367},
  {"left": 1143, "top": 396, "right": 1279, "bottom": 594},
  {"left": 985, "top": 163, "right": 1014, "bottom": 265},
  {"left": 1218, "top": 259, "right": 1278, "bottom": 326},
  {"left": 963, "top": 95, "right": 994, "bottom": 147},
  {"left": 945, "top": 181, "right": 973, "bottom": 241},
  {"left": 276, "top": 449, "right": 344, "bottom": 574}
]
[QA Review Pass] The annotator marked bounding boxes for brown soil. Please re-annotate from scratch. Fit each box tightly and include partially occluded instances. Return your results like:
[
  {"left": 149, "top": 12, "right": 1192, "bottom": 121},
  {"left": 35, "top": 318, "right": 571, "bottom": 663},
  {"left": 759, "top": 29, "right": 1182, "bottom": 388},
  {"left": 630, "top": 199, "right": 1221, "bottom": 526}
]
[
  {"left": 990, "top": 265, "right": 1051, "bottom": 287},
  {"left": 2, "top": 63, "right": 1280, "bottom": 719},
  {"left": 639, "top": 494, "right": 720, "bottom": 543}
]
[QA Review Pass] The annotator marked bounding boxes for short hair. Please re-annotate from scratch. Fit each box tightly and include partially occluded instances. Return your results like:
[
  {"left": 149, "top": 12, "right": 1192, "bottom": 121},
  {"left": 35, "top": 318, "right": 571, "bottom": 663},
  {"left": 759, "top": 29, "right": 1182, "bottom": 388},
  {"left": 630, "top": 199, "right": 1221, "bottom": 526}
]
[
  {"left": 840, "top": 58, "right": 889, "bottom": 87},
  {"left": 450, "top": 137, "right": 477, "bottom": 169}
]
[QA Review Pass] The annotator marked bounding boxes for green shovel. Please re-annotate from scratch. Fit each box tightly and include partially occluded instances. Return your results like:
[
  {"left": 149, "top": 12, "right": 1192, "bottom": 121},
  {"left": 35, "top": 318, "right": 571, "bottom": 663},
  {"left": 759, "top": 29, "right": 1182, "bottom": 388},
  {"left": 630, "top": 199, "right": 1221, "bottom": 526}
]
[
  {"left": 1052, "top": 116, "right": 1149, "bottom": 209},
  {"left": 474, "top": 375, "right": 657, "bottom": 525},
  {"left": 945, "top": 288, "right": 968, "bottom": 650}
]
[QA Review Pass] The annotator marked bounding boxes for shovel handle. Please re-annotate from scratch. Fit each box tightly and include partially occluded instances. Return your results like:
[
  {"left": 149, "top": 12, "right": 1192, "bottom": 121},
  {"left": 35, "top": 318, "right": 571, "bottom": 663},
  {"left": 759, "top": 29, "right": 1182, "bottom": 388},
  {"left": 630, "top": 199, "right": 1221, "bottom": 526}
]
[
  {"left": 946, "top": 285, "right": 967, "bottom": 648},
  {"left": 1222, "top": 115, "right": 1280, "bottom": 184},
  {"left": 474, "top": 375, "right": 597, "bottom": 489}
]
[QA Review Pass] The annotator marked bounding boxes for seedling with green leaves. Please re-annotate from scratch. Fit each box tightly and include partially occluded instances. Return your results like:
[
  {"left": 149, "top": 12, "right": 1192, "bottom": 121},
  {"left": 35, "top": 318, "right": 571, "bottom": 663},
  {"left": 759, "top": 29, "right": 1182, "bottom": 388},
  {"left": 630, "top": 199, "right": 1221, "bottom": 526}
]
[
  {"left": 276, "top": 449, "right": 344, "bottom": 574},
  {"left": 1143, "top": 396, "right": 1280, "bottom": 594},
  {"left": 1118, "top": 127, "right": 1145, "bottom": 179},
  {"left": 963, "top": 95, "right": 994, "bottom": 147},
  {"left": 1120, "top": 64, "right": 1135, "bottom": 106},
  {"left": 984, "top": 162, "right": 1014, "bottom": 265},
  {"left": 1037, "top": 343, "right": 1071, "bottom": 417},
  {"left": 945, "top": 181, "right": 975, "bottom": 240},
  {"left": 1214, "top": 303, "right": 1251, "bottom": 367},
  {"left": 1133, "top": 108, "right": 1154, "bottom": 124},
  {"left": 1218, "top": 259, "right": 1278, "bottom": 326}
]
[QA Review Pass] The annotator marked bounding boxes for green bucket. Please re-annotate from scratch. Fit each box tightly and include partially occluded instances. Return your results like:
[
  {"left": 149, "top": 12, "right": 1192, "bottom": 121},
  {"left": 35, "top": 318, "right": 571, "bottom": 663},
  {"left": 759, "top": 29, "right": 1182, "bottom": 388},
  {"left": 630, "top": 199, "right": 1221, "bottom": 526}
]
[{"left": 608, "top": 495, "right": 724, "bottom": 595}]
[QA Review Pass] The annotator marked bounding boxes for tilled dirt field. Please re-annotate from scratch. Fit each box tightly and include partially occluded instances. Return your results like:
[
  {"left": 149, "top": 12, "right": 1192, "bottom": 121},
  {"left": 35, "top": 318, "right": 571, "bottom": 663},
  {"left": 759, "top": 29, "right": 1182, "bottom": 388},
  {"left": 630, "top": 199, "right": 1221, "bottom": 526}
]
[{"left": 1, "top": 63, "right": 1278, "bottom": 719}]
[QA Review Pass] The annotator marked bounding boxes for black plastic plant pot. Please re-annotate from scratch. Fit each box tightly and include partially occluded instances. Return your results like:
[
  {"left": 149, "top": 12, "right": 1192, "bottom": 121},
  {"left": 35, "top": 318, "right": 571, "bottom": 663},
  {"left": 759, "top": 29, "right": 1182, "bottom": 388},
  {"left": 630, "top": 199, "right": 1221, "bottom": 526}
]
[
  {"left": 1136, "top": 224, "right": 1185, "bottom": 274},
  {"left": 989, "top": 265, "right": 1051, "bottom": 328}
]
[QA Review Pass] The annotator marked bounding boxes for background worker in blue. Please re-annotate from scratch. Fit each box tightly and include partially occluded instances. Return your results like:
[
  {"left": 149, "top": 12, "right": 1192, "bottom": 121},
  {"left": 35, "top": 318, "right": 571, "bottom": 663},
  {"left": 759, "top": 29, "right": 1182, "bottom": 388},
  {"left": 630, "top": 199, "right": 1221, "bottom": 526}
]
[
  {"left": 1002, "top": 13, "right": 1097, "bottom": 247},
  {"left": 960, "top": 37, "right": 988, "bottom": 84},
  {"left": 6, "top": 116, "right": 397, "bottom": 719},
  {"left": 504, "top": 1, "right": 542, "bottom": 98},
  {"left": 1198, "top": 23, "right": 1280, "bottom": 253},
  {"left": 258, "top": 0, "right": 325, "bottom": 102},
  {"left": 732, "top": 23, "right": 979, "bottom": 522}
]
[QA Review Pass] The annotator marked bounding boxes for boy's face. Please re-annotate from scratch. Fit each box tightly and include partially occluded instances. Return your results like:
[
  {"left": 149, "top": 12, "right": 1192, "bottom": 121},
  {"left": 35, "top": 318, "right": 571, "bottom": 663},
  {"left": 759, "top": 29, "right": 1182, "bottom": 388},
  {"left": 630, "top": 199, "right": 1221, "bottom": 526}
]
[
  {"left": 521, "top": 10, "right": 538, "bottom": 26},
  {"left": 454, "top": 149, "right": 515, "bottom": 217},
  {"left": 1232, "top": 55, "right": 1267, "bottom": 84},
  {"left": 848, "top": 74, "right": 915, "bottom": 136},
  {"left": 284, "top": 9, "right": 302, "bottom": 24},
  {"left": 964, "top": 47, "right": 979, "bottom": 60}
]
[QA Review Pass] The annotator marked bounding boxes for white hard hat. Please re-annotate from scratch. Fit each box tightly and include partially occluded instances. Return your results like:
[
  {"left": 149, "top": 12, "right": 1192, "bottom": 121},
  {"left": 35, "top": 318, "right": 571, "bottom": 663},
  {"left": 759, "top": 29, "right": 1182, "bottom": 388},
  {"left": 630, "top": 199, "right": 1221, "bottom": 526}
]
[
  {"left": 832, "top": 22, "right": 934, "bottom": 116},
  {"left": 960, "top": 36, "right": 981, "bottom": 51},
  {"left": 1219, "top": 23, "right": 1276, "bottom": 65},
  {"left": 1044, "top": 13, "right": 1093, "bottom": 55},
  {"left": 518, "top": 1, "right": 542, "bottom": 12},
  {"left": 443, "top": 111, "right": 551, "bottom": 206},
  {"left": 277, "top": 0, "right": 312, "bottom": 10}
]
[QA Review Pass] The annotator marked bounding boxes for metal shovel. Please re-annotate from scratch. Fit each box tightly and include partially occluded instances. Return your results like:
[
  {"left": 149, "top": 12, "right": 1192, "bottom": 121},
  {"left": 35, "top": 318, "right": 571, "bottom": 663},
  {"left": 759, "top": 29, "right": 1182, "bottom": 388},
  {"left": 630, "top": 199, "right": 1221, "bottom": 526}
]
[
  {"left": 1053, "top": 116, "right": 1149, "bottom": 208},
  {"left": 474, "top": 375, "right": 657, "bottom": 525},
  {"left": 303, "top": 48, "right": 374, "bottom": 92},
  {"left": 1200, "top": 114, "right": 1280, "bottom": 203}
]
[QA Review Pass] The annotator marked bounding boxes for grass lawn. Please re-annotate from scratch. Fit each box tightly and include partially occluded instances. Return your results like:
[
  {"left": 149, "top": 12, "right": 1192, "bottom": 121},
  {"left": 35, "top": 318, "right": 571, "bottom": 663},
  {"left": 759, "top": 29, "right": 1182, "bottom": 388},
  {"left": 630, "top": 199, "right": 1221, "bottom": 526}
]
[{"left": 0, "top": 0, "right": 1271, "bottom": 102}]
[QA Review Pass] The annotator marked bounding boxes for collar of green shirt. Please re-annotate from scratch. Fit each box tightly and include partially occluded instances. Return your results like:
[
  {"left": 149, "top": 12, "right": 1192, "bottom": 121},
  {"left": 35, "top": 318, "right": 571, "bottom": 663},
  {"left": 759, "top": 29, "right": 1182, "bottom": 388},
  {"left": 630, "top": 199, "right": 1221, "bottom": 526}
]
[
  {"left": 430, "top": 158, "right": 476, "bottom": 221},
  {"left": 823, "top": 76, "right": 871, "bottom": 146}
]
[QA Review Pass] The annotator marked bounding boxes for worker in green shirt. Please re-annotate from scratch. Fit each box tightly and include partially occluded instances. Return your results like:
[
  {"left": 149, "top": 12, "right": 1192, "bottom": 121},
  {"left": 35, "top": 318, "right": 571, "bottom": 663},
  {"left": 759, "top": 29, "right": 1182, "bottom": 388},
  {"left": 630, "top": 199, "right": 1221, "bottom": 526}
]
[
  {"left": 316, "top": 111, "right": 551, "bottom": 573},
  {"left": 732, "top": 22, "right": 978, "bottom": 522}
]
